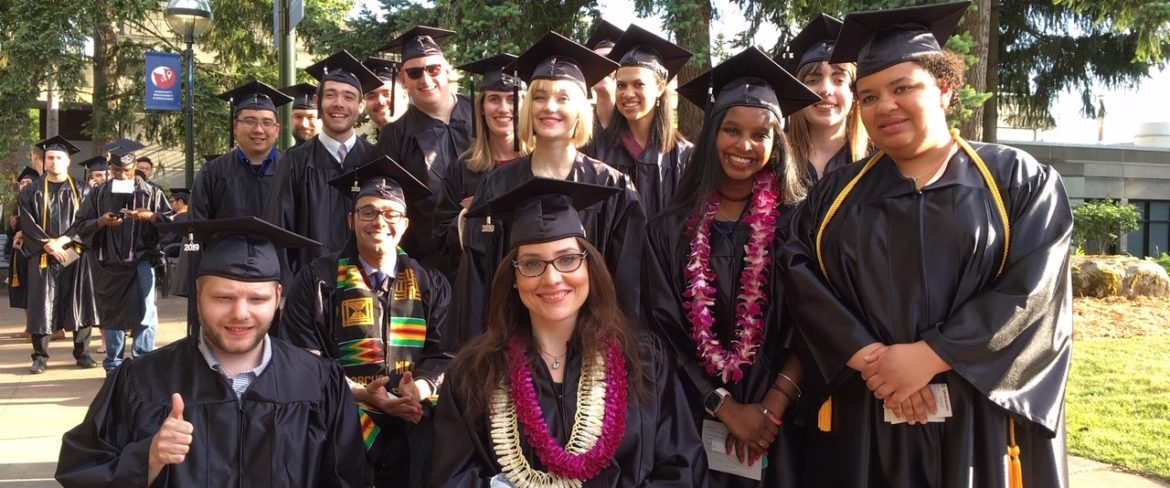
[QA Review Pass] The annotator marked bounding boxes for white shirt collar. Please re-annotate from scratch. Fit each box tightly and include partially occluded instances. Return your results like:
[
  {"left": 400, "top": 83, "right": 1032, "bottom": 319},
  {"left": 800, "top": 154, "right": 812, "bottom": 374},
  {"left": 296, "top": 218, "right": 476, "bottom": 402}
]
[{"left": 317, "top": 132, "right": 357, "bottom": 164}]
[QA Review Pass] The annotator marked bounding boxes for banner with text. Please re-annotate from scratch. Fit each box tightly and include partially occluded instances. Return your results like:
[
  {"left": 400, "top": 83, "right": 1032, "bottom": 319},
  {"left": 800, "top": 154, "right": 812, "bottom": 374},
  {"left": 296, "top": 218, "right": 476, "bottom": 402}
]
[{"left": 145, "top": 51, "right": 182, "bottom": 111}]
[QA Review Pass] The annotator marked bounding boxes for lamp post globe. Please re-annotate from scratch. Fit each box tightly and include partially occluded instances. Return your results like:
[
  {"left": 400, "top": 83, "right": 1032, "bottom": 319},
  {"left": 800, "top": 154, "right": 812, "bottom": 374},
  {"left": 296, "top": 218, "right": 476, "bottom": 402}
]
[{"left": 164, "top": 0, "right": 213, "bottom": 42}]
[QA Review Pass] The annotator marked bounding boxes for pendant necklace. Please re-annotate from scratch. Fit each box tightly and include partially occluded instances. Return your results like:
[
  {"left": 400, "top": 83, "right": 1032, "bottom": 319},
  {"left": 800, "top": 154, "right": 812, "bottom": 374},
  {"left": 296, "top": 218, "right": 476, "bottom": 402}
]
[{"left": 539, "top": 349, "right": 566, "bottom": 370}]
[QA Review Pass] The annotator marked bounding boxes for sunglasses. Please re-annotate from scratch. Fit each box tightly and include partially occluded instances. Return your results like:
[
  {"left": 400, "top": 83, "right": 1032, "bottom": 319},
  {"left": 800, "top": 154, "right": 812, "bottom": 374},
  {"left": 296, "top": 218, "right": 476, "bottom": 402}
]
[{"left": 404, "top": 64, "right": 443, "bottom": 80}]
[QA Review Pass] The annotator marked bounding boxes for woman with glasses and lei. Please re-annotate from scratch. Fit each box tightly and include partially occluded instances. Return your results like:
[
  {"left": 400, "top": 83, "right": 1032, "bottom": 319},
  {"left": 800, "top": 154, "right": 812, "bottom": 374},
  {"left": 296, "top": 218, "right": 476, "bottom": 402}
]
[
  {"left": 448, "top": 32, "right": 645, "bottom": 352},
  {"left": 642, "top": 46, "right": 821, "bottom": 486},
  {"left": 581, "top": 24, "right": 694, "bottom": 219},
  {"left": 432, "top": 54, "right": 528, "bottom": 280},
  {"left": 432, "top": 178, "right": 703, "bottom": 487},
  {"left": 783, "top": 3, "right": 1073, "bottom": 487},
  {"left": 778, "top": 14, "right": 870, "bottom": 186}
]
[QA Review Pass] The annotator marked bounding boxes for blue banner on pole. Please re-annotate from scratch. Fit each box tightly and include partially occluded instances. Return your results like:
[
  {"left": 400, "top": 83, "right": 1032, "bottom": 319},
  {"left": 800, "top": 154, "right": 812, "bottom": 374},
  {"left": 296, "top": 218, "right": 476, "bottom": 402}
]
[{"left": 145, "top": 51, "right": 182, "bottom": 111}]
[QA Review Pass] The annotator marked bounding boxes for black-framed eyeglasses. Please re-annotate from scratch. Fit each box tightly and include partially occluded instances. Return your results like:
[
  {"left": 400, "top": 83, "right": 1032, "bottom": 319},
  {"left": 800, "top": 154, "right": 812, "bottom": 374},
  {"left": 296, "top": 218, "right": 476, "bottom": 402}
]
[
  {"left": 404, "top": 64, "right": 443, "bottom": 80},
  {"left": 236, "top": 117, "right": 278, "bottom": 129},
  {"left": 355, "top": 205, "right": 406, "bottom": 223},
  {"left": 512, "top": 251, "right": 588, "bottom": 278}
]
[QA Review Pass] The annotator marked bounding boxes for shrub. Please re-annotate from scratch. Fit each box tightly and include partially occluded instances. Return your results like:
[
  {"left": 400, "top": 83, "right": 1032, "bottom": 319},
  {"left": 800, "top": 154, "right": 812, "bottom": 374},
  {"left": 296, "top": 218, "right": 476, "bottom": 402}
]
[{"left": 1072, "top": 199, "right": 1140, "bottom": 255}]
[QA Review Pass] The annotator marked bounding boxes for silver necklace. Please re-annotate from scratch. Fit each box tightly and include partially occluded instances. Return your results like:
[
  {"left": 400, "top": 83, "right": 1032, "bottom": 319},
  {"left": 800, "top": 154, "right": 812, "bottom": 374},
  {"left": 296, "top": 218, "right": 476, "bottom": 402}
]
[{"left": 539, "top": 349, "right": 567, "bottom": 370}]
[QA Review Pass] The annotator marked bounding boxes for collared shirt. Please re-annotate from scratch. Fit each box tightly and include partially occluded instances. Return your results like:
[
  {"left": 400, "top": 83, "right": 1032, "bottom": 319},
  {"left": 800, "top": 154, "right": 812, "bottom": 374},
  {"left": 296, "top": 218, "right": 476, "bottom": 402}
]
[
  {"left": 357, "top": 254, "right": 398, "bottom": 285},
  {"left": 318, "top": 132, "right": 357, "bottom": 165},
  {"left": 235, "top": 147, "right": 278, "bottom": 177},
  {"left": 198, "top": 333, "right": 273, "bottom": 401}
]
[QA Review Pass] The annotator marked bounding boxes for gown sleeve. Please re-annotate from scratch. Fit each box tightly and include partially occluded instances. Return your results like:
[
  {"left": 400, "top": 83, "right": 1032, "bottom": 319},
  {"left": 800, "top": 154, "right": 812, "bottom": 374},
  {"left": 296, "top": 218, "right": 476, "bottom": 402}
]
[
  {"left": 189, "top": 164, "right": 214, "bottom": 221},
  {"left": 415, "top": 266, "right": 453, "bottom": 388},
  {"left": 643, "top": 336, "right": 708, "bottom": 486},
  {"left": 605, "top": 183, "right": 646, "bottom": 320},
  {"left": 278, "top": 261, "right": 333, "bottom": 356},
  {"left": 56, "top": 363, "right": 157, "bottom": 487},
  {"left": 18, "top": 185, "right": 51, "bottom": 252},
  {"left": 67, "top": 188, "right": 102, "bottom": 247},
  {"left": 429, "top": 381, "right": 493, "bottom": 487},
  {"left": 317, "top": 360, "right": 373, "bottom": 488}
]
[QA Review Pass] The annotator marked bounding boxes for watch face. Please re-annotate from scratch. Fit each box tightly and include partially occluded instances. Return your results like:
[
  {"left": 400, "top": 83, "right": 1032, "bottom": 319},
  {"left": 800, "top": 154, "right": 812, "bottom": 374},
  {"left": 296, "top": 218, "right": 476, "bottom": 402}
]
[{"left": 704, "top": 391, "right": 723, "bottom": 411}]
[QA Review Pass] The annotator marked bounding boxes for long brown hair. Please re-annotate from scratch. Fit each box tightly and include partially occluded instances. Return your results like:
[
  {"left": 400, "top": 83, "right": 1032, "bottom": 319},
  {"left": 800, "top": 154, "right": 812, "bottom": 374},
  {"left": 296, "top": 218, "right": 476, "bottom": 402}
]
[
  {"left": 447, "top": 238, "right": 646, "bottom": 421},
  {"left": 784, "top": 61, "right": 869, "bottom": 182},
  {"left": 599, "top": 66, "right": 685, "bottom": 154},
  {"left": 460, "top": 90, "right": 530, "bottom": 173}
]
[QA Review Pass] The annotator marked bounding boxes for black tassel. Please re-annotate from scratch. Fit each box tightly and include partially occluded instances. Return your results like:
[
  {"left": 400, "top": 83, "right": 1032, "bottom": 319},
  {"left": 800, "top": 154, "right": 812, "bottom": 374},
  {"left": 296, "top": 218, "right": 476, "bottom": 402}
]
[
  {"left": 228, "top": 97, "right": 235, "bottom": 147},
  {"left": 512, "top": 68, "right": 520, "bottom": 153},
  {"left": 390, "top": 62, "right": 400, "bottom": 115}
]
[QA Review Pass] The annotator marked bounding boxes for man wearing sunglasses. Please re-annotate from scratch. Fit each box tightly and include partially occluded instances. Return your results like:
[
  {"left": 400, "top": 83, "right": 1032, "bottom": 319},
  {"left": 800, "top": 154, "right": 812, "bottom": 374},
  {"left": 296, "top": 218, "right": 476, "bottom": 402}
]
[
  {"left": 281, "top": 156, "right": 451, "bottom": 488},
  {"left": 374, "top": 26, "right": 474, "bottom": 269}
]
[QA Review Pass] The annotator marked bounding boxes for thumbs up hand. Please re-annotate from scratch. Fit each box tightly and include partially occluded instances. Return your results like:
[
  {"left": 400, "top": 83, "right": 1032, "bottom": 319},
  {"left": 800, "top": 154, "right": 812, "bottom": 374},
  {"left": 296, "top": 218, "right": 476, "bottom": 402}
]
[{"left": 148, "top": 393, "right": 194, "bottom": 483}]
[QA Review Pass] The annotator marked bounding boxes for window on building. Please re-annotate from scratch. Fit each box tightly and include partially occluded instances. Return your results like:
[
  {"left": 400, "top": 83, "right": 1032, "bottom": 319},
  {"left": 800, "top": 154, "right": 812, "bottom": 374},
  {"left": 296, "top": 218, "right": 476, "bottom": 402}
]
[{"left": 1127, "top": 200, "right": 1170, "bottom": 258}]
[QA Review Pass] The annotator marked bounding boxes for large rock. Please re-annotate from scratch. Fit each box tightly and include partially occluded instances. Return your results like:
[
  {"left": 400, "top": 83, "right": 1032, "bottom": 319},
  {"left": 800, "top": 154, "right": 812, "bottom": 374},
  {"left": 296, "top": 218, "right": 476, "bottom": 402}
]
[{"left": 1071, "top": 255, "right": 1170, "bottom": 298}]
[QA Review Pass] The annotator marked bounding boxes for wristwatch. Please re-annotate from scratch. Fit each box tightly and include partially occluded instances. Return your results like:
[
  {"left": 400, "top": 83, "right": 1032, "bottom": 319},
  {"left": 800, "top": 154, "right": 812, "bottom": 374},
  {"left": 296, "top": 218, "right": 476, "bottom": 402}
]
[{"left": 703, "top": 388, "right": 731, "bottom": 416}]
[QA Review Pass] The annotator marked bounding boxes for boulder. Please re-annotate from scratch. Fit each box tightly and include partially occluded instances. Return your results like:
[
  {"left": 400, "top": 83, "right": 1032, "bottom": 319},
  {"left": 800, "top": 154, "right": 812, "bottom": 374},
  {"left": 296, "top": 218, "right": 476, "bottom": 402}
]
[{"left": 1071, "top": 255, "right": 1170, "bottom": 298}]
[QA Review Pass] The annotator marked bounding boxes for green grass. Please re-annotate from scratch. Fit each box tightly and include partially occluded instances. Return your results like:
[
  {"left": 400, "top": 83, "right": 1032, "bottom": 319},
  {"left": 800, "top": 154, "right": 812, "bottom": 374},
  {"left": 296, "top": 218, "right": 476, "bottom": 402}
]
[{"left": 1066, "top": 335, "right": 1170, "bottom": 480}]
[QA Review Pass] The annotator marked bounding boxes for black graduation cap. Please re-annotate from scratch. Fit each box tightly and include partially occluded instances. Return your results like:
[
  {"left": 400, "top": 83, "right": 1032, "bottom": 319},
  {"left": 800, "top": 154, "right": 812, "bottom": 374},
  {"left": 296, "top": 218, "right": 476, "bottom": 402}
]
[
  {"left": 101, "top": 139, "right": 146, "bottom": 167},
  {"left": 607, "top": 24, "right": 692, "bottom": 82},
  {"left": 585, "top": 20, "right": 625, "bottom": 50},
  {"left": 458, "top": 54, "right": 524, "bottom": 93},
  {"left": 513, "top": 32, "right": 621, "bottom": 88},
  {"left": 35, "top": 135, "right": 80, "bottom": 156},
  {"left": 279, "top": 83, "right": 318, "bottom": 110},
  {"left": 155, "top": 217, "right": 319, "bottom": 282},
  {"left": 307, "top": 50, "right": 383, "bottom": 95},
  {"left": 78, "top": 156, "right": 108, "bottom": 171},
  {"left": 216, "top": 80, "right": 293, "bottom": 115},
  {"left": 17, "top": 166, "right": 39, "bottom": 182},
  {"left": 364, "top": 57, "right": 400, "bottom": 82},
  {"left": 170, "top": 187, "right": 190, "bottom": 196},
  {"left": 776, "top": 13, "right": 844, "bottom": 73},
  {"left": 467, "top": 178, "right": 620, "bottom": 249},
  {"left": 327, "top": 155, "right": 431, "bottom": 208},
  {"left": 829, "top": 1, "right": 970, "bottom": 78},
  {"left": 678, "top": 47, "right": 821, "bottom": 118},
  {"left": 379, "top": 25, "right": 455, "bottom": 61}
]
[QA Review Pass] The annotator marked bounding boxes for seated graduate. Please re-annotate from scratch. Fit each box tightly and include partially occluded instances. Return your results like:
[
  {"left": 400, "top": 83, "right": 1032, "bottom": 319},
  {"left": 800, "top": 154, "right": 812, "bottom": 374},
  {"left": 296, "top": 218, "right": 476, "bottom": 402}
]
[
  {"left": 280, "top": 156, "right": 452, "bottom": 487},
  {"left": 431, "top": 178, "right": 704, "bottom": 487},
  {"left": 783, "top": 2, "right": 1073, "bottom": 487},
  {"left": 56, "top": 217, "right": 369, "bottom": 487},
  {"left": 643, "top": 47, "right": 820, "bottom": 486}
]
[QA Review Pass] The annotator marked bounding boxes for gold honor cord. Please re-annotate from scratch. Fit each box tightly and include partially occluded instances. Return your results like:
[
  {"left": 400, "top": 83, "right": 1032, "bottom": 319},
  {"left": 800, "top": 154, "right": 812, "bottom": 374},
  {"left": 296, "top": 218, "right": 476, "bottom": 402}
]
[
  {"left": 812, "top": 130, "right": 1020, "bottom": 487},
  {"left": 39, "top": 176, "right": 81, "bottom": 269}
]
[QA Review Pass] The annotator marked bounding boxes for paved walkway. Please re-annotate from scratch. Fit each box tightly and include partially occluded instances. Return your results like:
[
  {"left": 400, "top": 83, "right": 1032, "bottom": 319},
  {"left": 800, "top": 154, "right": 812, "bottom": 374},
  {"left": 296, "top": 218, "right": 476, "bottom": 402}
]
[{"left": 0, "top": 294, "right": 1166, "bottom": 487}]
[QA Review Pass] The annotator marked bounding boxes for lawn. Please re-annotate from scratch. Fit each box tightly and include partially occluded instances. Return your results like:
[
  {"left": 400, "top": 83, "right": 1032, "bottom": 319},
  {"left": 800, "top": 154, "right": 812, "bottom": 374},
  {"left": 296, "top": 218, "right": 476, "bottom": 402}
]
[{"left": 1066, "top": 334, "right": 1170, "bottom": 480}]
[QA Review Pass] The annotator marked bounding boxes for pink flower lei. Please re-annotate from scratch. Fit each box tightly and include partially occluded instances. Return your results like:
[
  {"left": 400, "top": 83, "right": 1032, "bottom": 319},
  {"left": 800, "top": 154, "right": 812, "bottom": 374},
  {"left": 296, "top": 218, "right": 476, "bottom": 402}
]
[
  {"left": 506, "top": 336, "right": 629, "bottom": 480},
  {"left": 683, "top": 172, "right": 780, "bottom": 383}
]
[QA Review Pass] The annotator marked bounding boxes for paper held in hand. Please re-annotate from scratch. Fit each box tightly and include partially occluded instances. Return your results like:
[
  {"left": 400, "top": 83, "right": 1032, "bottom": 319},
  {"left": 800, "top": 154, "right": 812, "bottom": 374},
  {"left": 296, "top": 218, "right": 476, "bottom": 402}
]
[
  {"left": 883, "top": 383, "right": 954, "bottom": 424},
  {"left": 702, "top": 419, "right": 763, "bottom": 481}
]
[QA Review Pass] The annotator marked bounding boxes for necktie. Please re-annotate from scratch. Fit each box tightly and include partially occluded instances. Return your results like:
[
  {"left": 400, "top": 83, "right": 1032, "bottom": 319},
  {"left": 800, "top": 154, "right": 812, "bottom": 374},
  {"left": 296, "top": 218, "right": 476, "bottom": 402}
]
[
  {"left": 370, "top": 270, "right": 386, "bottom": 290},
  {"left": 337, "top": 144, "right": 348, "bottom": 164}
]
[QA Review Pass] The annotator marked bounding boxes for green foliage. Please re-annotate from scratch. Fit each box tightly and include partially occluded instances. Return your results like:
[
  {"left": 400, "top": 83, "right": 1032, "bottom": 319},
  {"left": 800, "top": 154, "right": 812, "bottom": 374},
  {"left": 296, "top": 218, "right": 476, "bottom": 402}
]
[
  {"left": 1146, "top": 252, "right": 1170, "bottom": 276},
  {"left": 1072, "top": 199, "right": 1142, "bottom": 255}
]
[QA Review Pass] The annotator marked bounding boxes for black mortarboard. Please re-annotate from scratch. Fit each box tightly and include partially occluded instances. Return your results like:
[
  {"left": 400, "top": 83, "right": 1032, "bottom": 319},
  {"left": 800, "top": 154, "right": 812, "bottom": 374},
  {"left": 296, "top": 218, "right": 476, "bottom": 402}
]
[
  {"left": 379, "top": 26, "right": 455, "bottom": 61},
  {"left": 17, "top": 166, "right": 39, "bottom": 182},
  {"left": 513, "top": 32, "right": 621, "bottom": 88},
  {"left": 170, "top": 187, "right": 190, "bottom": 196},
  {"left": 202, "top": 154, "right": 221, "bottom": 163},
  {"left": 155, "top": 217, "right": 319, "bottom": 282},
  {"left": 364, "top": 57, "right": 401, "bottom": 82},
  {"left": 829, "top": 1, "right": 970, "bottom": 78},
  {"left": 608, "top": 24, "right": 692, "bottom": 81},
  {"left": 307, "top": 50, "right": 383, "bottom": 95},
  {"left": 279, "top": 83, "right": 318, "bottom": 110},
  {"left": 467, "top": 178, "right": 620, "bottom": 249},
  {"left": 327, "top": 155, "right": 430, "bottom": 208},
  {"left": 777, "top": 13, "right": 844, "bottom": 73},
  {"left": 79, "top": 156, "right": 108, "bottom": 171},
  {"left": 101, "top": 139, "right": 146, "bottom": 167},
  {"left": 35, "top": 135, "right": 80, "bottom": 156},
  {"left": 458, "top": 54, "right": 524, "bottom": 92},
  {"left": 678, "top": 47, "right": 820, "bottom": 118},
  {"left": 216, "top": 80, "right": 293, "bottom": 115},
  {"left": 585, "top": 20, "right": 625, "bottom": 50}
]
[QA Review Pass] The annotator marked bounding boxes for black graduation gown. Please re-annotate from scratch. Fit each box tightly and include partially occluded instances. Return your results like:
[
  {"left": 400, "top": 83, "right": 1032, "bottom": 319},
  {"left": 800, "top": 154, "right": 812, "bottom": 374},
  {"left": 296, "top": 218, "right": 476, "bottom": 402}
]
[
  {"left": 431, "top": 157, "right": 504, "bottom": 280},
  {"left": 802, "top": 146, "right": 856, "bottom": 187},
  {"left": 431, "top": 336, "right": 706, "bottom": 487},
  {"left": 56, "top": 336, "right": 369, "bottom": 487},
  {"left": 374, "top": 96, "right": 474, "bottom": 266},
  {"left": 6, "top": 220, "right": 29, "bottom": 309},
  {"left": 17, "top": 177, "right": 92, "bottom": 335},
  {"left": 582, "top": 135, "right": 694, "bottom": 220},
  {"left": 783, "top": 142, "right": 1073, "bottom": 488},
  {"left": 448, "top": 154, "right": 645, "bottom": 350},
  {"left": 70, "top": 177, "right": 172, "bottom": 329},
  {"left": 264, "top": 136, "right": 375, "bottom": 276},
  {"left": 642, "top": 199, "right": 802, "bottom": 487}
]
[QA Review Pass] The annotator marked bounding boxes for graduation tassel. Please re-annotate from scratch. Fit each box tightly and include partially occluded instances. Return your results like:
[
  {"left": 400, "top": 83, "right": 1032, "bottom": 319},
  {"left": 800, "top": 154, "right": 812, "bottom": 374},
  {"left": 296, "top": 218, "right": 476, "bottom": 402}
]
[
  {"left": 817, "top": 396, "right": 832, "bottom": 432},
  {"left": 512, "top": 69, "right": 520, "bottom": 153},
  {"left": 389, "top": 62, "right": 399, "bottom": 116},
  {"left": 1008, "top": 418, "right": 1023, "bottom": 488},
  {"left": 40, "top": 253, "right": 47, "bottom": 269}
]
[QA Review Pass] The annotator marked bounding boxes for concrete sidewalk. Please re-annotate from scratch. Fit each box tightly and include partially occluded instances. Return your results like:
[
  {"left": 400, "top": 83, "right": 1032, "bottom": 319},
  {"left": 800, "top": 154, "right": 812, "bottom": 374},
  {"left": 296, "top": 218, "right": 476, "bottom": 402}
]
[{"left": 1, "top": 294, "right": 1167, "bottom": 487}]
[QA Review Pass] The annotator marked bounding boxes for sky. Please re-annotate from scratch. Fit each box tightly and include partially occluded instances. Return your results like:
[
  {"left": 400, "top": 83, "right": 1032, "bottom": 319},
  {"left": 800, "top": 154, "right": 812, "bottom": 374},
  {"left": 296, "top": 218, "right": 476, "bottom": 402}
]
[{"left": 352, "top": 0, "right": 1170, "bottom": 146}]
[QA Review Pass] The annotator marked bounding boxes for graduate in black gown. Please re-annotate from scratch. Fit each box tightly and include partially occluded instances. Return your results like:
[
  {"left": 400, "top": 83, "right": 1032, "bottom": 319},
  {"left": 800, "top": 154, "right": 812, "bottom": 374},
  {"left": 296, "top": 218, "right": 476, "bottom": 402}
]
[
  {"left": 6, "top": 166, "right": 38, "bottom": 310},
  {"left": 432, "top": 53, "right": 527, "bottom": 279},
  {"left": 264, "top": 50, "right": 383, "bottom": 276},
  {"left": 374, "top": 26, "right": 475, "bottom": 267},
  {"left": 783, "top": 3, "right": 1073, "bottom": 487},
  {"left": 644, "top": 47, "right": 820, "bottom": 487},
  {"left": 776, "top": 14, "right": 870, "bottom": 186},
  {"left": 19, "top": 136, "right": 98, "bottom": 374},
  {"left": 583, "top": 24, "right": 694, "bottom": 219},
  {"left": 281, "top": 157, "right": 452, "bottom": 487},
  {"left": 279, "top": 82, "right": 322, "bottom": 148},
  {"left": 449, "top": 32, "right": 646, "bottom": 352},
  {"left": 57, "top": 217, "right": 368, "bottom": 487},
  {"left": 432, "top": 179, "right": 704, "bottom": 487}
]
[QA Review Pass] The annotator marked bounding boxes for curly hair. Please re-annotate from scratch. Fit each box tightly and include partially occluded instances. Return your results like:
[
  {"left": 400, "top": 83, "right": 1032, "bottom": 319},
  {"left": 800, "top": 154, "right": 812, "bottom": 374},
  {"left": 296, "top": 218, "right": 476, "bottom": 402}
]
[{"left": 911, "top": 50, "right": 967, "bottom": 111}]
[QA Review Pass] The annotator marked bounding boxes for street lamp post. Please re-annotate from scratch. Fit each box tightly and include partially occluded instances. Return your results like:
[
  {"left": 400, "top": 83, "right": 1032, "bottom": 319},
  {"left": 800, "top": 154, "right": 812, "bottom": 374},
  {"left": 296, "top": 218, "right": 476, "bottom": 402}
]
[{"left": 164, "top": 0, "right": 213, "bottom": 189}]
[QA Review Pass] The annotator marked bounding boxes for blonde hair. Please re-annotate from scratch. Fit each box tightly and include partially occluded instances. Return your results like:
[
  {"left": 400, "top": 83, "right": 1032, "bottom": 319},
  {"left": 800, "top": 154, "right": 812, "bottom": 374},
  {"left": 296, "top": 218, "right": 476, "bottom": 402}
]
[
  {"left": 785, "top": 61, "right": 869, "bottom": 181},
  {"left": 518, "top": 79, "right": 594, "bottom": 149},
  {"left": 463, "top": 91, "right": 531, "bottom": 173}
]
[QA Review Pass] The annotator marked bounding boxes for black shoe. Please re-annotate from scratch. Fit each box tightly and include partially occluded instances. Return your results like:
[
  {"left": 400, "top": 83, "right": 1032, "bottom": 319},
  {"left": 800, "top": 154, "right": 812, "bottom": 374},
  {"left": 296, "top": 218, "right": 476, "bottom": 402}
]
[
  {"left": 76, "top": 355, "right": 98, "bottom": 369},
  {"left": 29, "top": 357, "right": 47, "bottom": 374}
]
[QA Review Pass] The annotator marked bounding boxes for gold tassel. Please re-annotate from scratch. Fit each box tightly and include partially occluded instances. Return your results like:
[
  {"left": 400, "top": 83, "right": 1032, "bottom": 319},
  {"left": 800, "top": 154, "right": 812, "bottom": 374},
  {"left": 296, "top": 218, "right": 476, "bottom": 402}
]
[
  {"left": 10, "top": 266, "right": 18, "bottom": 287},
  {"left": 818, "top": 396, "right": 832, "bottom": 432},
  {"left": 1008, "top": 418, "right": 1023, "bottom": 488},
  {"left": 40, "top": 253, "right": 47, "bottom": 269}
]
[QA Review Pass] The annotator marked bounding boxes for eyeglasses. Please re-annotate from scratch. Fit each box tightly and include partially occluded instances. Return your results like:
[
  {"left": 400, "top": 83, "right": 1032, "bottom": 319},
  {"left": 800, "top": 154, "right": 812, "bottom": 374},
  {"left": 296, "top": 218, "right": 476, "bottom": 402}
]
[
  {"left": 237, "top": 117, "right": 278, "bottom": 129},
  {"left": 355, "top": 205, "right": 406, "bottom": 223},
  {"left": 404, "top": 64, "right": 443, "bottom": 80},
  {"left": 512, "top": 251, "right": 588, "bottom": 278}
]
